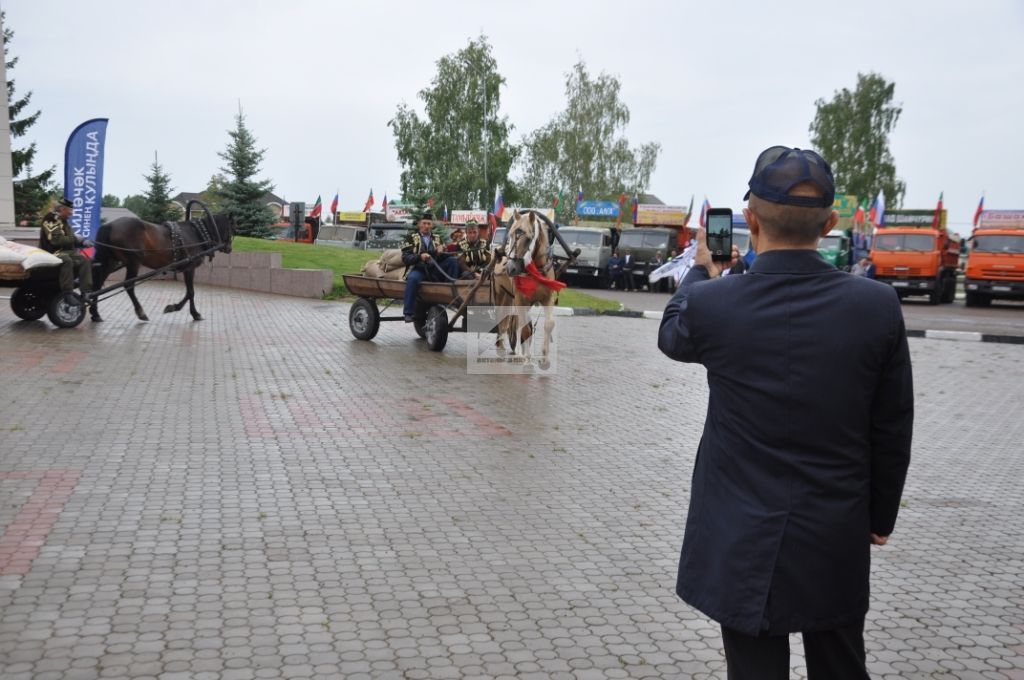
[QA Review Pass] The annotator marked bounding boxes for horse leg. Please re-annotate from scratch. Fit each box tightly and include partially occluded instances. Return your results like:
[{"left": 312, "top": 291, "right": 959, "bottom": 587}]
[
  {"left": 89, "top": 261, "right": 110, "bottom": 322},
  {"left": 540, "top": 301, "right": 555, "bottom": 370},
  {"left": 164, "top": 268, "right": 200, "bottom": 319},
  {"left": 186, "top": 269, "right": 202, "bottom": 320},
  {"left": 124, "top": 262, "right": 148, "bottom": 321}
]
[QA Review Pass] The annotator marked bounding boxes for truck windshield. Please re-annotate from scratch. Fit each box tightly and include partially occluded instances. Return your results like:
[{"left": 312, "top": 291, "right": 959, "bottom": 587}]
[
  {"left": 820, "top": 235, "right": 843, "bottom": 249},
  {"left": 560, "top": 231, "right": 603, "bottom": 247},
  {"left": 874, "top": 234, "right": 934, "bottom": 252},
  {"left": 620, "top": 232, "right": 669, "bottom": 248},
  {"left": 973, "top": 234, "right": 1024, "bottom": 253},
  {"left": 492, "top": 228, "right": 507, "bottom": 245}
]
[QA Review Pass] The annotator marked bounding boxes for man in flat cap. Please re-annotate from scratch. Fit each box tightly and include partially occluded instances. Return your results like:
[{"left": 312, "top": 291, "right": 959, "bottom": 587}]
[{"left": 40, "top": 197, "right": 93, "bottom": 303}]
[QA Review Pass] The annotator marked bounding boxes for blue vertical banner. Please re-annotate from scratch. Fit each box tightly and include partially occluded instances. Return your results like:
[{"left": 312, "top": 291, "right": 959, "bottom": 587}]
[{"left": 63, "top": 118, "right": 109, "bottom": 240}]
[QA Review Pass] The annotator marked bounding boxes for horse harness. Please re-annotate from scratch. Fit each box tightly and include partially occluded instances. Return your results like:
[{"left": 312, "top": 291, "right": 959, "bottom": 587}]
[{"left": 165, "top": 217, "right": 222, "bottom": 267}]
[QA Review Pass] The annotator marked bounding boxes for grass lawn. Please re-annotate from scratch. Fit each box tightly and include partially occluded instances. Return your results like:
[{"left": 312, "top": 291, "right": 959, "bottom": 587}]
[{"left": 232, "top": 236, "right": 621, "bottom": 310}]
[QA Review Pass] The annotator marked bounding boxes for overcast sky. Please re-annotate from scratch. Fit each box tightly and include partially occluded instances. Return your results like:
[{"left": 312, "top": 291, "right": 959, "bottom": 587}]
[{"left": 5, "top": 0, "right": 1023, "bottom": 231}]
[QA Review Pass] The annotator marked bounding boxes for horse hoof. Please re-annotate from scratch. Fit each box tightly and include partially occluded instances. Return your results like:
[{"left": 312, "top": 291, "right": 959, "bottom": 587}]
[
  {"left": 192, "top": 314, "right": 203, "bottom": 321},
  {"left": 163, "top": 305, "right": 176, "bottom": 314},
  {"left": 90, "top": 315, "right": 103, "bottom": 323},
  {"left": 539, "top": 360, "right": 550, "bottom": 371},
  {"left": 138, "top": 314, "right": 149, "bottom": 322}
]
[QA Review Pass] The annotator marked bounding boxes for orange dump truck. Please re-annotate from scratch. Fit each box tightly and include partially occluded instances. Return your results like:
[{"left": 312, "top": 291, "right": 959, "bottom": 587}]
[
  {"left": 964, "top": 210, "right": 1024, "bottom": 307},
  {"left": 870, "top": 209, "right": 960, "bottom": 305}
]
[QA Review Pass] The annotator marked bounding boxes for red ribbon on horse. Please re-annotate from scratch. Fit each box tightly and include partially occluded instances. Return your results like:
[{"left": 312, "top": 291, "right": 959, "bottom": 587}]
[{"left": 513, "top": 261, "right": 567, "bottom": 298}]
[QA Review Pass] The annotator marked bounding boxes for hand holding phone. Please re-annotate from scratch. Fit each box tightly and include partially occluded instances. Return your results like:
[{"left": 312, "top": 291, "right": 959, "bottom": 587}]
[{"left": 706, "top": 208, "right": 733, "bottom": 263}]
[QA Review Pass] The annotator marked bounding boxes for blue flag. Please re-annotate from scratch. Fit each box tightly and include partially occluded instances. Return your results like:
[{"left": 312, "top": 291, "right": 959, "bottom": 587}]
[{"left": 63, "top": 118, "right": 109, "bottom": 240}]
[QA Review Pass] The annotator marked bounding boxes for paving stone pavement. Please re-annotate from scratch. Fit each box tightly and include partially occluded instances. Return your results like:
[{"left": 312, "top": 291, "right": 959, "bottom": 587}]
[{"left": 1, "top": 281, "right": 1023, "bottom": 680}]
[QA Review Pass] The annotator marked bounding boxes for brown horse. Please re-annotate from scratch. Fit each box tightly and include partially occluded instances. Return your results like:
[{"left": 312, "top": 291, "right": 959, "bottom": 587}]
[
  {"left": 492, "top": 210, "right": 566, "bottom": 367},
  {"left": 91, "top": 213, "right": 235, "bottom": 322}
]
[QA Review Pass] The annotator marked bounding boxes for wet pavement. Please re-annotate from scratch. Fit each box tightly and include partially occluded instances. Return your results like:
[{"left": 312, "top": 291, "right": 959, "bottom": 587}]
[{"left": 1, "top": 281, "right": 1023, "bottom": 679}]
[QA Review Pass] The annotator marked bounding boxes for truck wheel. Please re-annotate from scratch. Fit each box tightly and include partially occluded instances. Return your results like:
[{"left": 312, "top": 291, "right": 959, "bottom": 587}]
[
  {"left": 941, "top": 275, "right": 957, "bottom": 303},
  {"left": 349, "top": 298, "right": 380, "bottom": 340},
  {"left": 10, "top": 287, "right": 48, "bottom": 321},
  {"left": 927, "top": 281, "right": 942, "bottom": 305},
  {"left": 47, "top": 292, "right": 87, "bottom": 328},
  {"left": 965, "top": 291, "right": 979, "bottom": 307},
  {"left": 424, "top": 305, "right": 449, "bottom": 352}
]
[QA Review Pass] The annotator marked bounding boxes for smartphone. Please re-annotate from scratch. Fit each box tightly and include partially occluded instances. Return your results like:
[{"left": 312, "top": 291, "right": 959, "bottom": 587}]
[{"left": 706, "top": 208, "right": 733, "bottom": 262}]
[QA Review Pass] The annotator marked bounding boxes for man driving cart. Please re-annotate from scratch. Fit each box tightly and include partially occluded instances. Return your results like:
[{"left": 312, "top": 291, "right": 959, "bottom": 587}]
[{"left": 400, "top": 212, "right": 461, "bottom": 323}]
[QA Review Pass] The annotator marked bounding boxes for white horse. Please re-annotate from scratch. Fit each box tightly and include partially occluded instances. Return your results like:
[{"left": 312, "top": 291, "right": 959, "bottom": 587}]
[{"left": 492, "top": 210, "right": 566, "bottom": 368}]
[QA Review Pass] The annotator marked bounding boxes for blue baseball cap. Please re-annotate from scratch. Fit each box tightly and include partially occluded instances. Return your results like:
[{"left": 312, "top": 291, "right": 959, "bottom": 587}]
[{"left": 744, "top": 146, "right": 836, "bottom": 208}]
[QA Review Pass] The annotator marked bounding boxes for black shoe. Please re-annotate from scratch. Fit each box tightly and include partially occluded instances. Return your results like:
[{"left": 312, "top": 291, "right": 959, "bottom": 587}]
[{"left": 404, "top": 315, "right": 414, "bottom": 323}]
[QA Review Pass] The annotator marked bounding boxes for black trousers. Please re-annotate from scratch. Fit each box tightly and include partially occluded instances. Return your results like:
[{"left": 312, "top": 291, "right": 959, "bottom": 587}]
[{"left": 721, "top": 619, "right": 868, "bottom": 680}]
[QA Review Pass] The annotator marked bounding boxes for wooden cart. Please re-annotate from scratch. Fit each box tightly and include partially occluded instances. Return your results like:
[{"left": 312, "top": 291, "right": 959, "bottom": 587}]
[{"left": 342, "top": 263, "right": 497, "bottom": 352}]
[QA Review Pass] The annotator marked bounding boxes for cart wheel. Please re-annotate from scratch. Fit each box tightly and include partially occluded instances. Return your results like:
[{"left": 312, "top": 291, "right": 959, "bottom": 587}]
[
  {"left": 47, "top": 292, "right": 86, "bottom": 328},
  {"left": 424, "top": 305, "right": 449, "bottom": 352},
  {"left": 413, "top": 317, "right": 427, "bottom": 339},
  {"left": 349, "top": 298, "right": 380, "bottom": 340},
  {"left": 10, "top": 287, "right": 48, "bottom": 321}
]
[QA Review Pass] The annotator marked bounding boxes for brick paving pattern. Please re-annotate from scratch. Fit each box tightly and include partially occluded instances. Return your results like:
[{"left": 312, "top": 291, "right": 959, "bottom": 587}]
[{"left": 1, "top": 281, "right": 1022, "bottom": 679}]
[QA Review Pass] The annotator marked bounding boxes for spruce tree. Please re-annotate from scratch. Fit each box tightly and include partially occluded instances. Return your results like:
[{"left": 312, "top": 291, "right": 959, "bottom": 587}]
[
  {"left": 138, "top": 152, "right": 181, "bottom": 223},
  {"left": 3, "top": 11, "right": 56, "bottom": 226},
  {"left": 217, "top": 107, "right": 274, "bottom": 238}
]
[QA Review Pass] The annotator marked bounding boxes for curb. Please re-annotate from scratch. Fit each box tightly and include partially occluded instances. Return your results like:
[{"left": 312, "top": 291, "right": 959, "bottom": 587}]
[
  {"left": 562, "top": 308, "right": 1024, "bottom": 345},
  {"left": 906, "top": 329, "right": 1024, "bottom": 345}
]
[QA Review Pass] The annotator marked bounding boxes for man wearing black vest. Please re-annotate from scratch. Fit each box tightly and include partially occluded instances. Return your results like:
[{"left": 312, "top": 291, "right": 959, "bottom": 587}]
[{"left": 658, "top": 146, "right": 913, "bottom": 679}]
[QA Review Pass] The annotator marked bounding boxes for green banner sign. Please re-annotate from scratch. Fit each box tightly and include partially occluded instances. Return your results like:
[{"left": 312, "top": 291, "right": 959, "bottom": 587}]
[{"left": 832, "top": 194, "right": 858, "bottom": 218}]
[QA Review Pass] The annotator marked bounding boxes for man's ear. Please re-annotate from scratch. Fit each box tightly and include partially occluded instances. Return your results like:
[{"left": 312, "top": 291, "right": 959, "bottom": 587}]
[
  {"left": 820, "top": 210, "right": 839, "bottom": 237},
  {"left": 743, "top": 207, "right": 760, "bottom": 251}
]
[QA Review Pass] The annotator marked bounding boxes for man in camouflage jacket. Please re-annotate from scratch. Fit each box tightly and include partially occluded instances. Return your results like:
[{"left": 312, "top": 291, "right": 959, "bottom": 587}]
[{"left": 40, "top": 197, "right": 93, "bottom": 299}]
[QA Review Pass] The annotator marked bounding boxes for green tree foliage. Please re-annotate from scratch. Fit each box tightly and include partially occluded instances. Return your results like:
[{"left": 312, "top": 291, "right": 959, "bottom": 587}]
[
  {"left": 3, "top": 11, "right": 56, "bottom": 226},
  {"left": 122, "top": 194, "right": 147, "bottom": 216},
  {"left": 809, "top": 72, "right": 906, "bottom": 207},
  {"left": 518, "top": 60, "right": 660, "bottom": 211},
  {"left": 138, "top": 153, "right": 182, "bottom": 223},
  {"left": 217, "top": 108, "right": 274, "bottom": 238},
  {"left": 102, "top": 194, "right": 121, "bottom": 208},
  {"left": 199, "top": 173, "right": 227, "bottom": 213},
  {"left": 389, "top": 36, "right": 519, "bottom": 211}
]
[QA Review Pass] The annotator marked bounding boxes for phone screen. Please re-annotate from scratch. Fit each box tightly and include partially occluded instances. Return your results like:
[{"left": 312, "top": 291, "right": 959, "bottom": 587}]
[{"left": 706, "top": 212, "right": 733, "bottom": 261}]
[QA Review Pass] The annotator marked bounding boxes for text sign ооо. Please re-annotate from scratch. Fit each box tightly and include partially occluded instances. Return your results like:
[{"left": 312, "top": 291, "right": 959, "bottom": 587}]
[
  {"left": 576, "top": 200, "right": 621, "bottom": 218},
  {"left": 978, "top": 210, "right": 1024, "bottom": 229},
  {"left": 885, "top": 209, "right": 947, "bottom": 228}
]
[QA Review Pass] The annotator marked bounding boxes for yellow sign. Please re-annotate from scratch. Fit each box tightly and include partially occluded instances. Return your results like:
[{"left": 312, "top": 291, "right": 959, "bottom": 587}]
[
  {"left": 335, "top": 211, "right": 368, "bottom": 223},
  {"left": 635, "top": 204, "right": 688, "bottom": 226},
  {"left": 833, "top": 195, "right": 858, "bottom": 218}
]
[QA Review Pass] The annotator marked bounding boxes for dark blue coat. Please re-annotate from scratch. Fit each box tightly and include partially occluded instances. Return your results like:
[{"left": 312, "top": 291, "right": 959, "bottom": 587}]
[{"left": 658, "top": 249, "right": 913, "bottom": 635}]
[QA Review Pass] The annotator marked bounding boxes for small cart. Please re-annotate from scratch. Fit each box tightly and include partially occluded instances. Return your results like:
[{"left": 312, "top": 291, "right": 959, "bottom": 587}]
[{"left": 343, "top": 264, "right": 497, "bottom": 352}]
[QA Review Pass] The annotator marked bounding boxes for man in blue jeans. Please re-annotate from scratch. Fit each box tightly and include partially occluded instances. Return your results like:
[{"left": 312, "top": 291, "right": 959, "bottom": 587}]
[{"left": 400, "top": 212, "right": 460, "bottom": 322}]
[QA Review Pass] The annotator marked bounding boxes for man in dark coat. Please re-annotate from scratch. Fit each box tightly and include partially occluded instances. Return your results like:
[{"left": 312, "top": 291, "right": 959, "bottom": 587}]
[{"left": 658, "top": 146, "right": 913, "bottom": 679}]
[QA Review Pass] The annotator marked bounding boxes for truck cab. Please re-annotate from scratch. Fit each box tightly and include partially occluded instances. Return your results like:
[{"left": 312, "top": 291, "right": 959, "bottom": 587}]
[
  {"left": 817, "top": 229, "right": 852, "bottom": 270},
  {"left": 556, "top": 226, "right": 613, "bottom": 288},
  {"left": 870, "top": 225, "right": 959, "bottom": 304},
  {"left": 616, "top": 227, "right": 676, "bottom": 288},
  {"left": 363, "top": 223, "right": 413, "bottom": 250},
  {"left": 964, "top": 211, "right": 1024, "bottom": 306}
]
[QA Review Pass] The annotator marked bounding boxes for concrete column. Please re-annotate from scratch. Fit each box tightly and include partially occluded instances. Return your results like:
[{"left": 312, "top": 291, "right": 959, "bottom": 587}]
[{"left": 0, "top": 12, "right": 17, "bottom": 229}]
